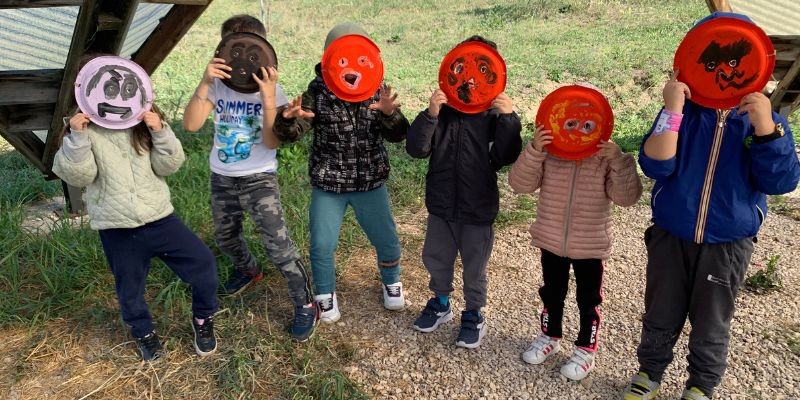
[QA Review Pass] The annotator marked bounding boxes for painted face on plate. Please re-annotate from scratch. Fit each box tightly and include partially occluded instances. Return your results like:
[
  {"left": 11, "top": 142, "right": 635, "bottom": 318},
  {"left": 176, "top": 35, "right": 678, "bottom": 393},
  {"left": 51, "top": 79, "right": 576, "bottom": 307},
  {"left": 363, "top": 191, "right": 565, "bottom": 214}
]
[
  {"left": 321, "top": 34, "right": 384, "bottom": 102},
  {"left": 536, "top": 85, "right": 613, "bottom": 160},
  {"left": 438, "top": 41, "right": 506, "bottom": 114},
  {"left": 75, "top": 56, "right": 153, "bottom": 129},
  {"left": 673, "top": 15, "right": 774, "bottom": 109},
  {"left": 215, "top": 32, "right": 278, "bottom": 93}
]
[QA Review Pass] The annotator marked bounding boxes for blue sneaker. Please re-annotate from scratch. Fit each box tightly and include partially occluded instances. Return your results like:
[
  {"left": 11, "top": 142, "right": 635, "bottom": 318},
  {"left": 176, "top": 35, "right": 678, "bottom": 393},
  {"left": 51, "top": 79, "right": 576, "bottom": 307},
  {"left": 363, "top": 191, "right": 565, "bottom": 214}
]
[
  {"left": 291, "top": 303, "right": 318, "bottom": 342},
  {"left": 413, "top": 297, "right": 453, "bottom": 332},
  {"left": 455, "top": 310, "right": 486, "bottom": 349},
  {"left": 221, "top": 268, "right": 263, "bottom": 296}
]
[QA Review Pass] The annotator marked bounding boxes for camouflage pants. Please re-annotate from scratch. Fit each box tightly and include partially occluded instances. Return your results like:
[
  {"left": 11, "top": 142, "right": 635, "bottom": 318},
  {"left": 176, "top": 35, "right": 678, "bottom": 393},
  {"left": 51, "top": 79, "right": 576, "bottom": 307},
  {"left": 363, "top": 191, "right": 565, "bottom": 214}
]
[{"left": 210, "top": 172, "right": 312, "bottom": 306}]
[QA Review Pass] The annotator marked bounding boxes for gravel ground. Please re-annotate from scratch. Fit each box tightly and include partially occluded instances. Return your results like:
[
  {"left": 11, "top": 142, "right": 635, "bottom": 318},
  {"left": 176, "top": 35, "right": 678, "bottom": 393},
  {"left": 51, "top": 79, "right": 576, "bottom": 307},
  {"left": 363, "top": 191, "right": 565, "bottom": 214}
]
[{"left": 323, "top": 198, "right": 800, "bottom": 399}]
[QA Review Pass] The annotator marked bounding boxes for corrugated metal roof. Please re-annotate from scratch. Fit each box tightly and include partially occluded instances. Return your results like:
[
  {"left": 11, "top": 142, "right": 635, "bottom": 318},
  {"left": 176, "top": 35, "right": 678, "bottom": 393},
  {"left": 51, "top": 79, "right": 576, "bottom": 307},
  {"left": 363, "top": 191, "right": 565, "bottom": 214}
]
[
  {"left": 729, "top": 0, "right": 800, "bottom": 36},
  {"left": 0, "top": 4, "right": 172, "bottom": 71}
]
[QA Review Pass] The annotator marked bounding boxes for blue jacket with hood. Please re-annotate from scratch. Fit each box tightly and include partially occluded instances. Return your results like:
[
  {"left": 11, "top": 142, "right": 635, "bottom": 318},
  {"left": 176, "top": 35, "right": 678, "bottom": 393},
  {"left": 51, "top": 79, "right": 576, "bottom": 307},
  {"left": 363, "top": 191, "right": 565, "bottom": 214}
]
[{"left": 639, "top": 12, "right": 800, "bottom": 244}]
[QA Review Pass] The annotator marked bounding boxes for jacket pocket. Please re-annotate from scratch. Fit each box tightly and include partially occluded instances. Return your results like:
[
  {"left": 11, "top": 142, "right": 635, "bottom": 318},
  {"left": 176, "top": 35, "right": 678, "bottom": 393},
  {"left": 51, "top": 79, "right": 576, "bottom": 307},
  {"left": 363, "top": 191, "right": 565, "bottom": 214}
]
[
  {"left": 651, "top": 185, "right": 664, "bottom": 210},
  {"left": 753, "top": 204, "right": 765, "bottom": 230}
]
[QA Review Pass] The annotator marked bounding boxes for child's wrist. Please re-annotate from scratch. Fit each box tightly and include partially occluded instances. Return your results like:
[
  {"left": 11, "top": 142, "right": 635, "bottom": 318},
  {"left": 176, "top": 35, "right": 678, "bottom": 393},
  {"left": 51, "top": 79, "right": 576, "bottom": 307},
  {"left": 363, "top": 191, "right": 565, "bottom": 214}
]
[{"left": 653, "top": 109, "right": 683, "bottom": 136}]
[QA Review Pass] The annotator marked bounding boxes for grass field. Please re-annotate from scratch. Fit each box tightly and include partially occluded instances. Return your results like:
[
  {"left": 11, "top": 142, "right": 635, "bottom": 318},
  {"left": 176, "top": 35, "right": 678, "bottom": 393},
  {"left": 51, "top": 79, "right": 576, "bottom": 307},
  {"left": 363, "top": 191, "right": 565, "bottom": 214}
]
[{"left": 1, "top": 0, "right": 798, "bottom": 398}]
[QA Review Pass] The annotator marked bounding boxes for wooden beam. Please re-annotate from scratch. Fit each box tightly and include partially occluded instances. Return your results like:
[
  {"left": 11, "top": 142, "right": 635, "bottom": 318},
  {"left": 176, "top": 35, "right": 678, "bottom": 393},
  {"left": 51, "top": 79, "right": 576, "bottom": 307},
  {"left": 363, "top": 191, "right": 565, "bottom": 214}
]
[
  {"left": 769, "top": 52, "right": 800, "bottom": 111},
  {"left": 705, "top": 0, "right": 731, "bottom": 12},
  {"left": 0, "top": 129, "right": 51, "bottom": 176},
  {"left": 1, "top": 104, "right": 55, "bottom": 132},
  {"left": 143, "top": 0, "right": 209, "bottom": 4},
  {"left": 0, "top": 70, "right": 62, "bottom": 106},
  {"left": 132, "top": 2, "right": 213, "bottom": 74},
  {"left": 0, "top": 0, "right": 82, "bottom": 8}
]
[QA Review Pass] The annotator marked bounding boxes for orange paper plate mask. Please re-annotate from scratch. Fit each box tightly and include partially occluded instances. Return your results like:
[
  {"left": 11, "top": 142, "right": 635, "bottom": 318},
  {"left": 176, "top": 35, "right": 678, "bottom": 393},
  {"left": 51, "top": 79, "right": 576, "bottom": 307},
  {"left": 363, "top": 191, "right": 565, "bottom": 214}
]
[
  {"left": 536, "top": 85, "right": 614, "bottom": 161},
  {"left": 438, "top": 41, "right": 507, "bottom": 114},
  {"left": 674, "top": 14, "right": 775, "bottom": 109},
  {"left": 321, "top": 34, "right": 384, "bottom": 102}
]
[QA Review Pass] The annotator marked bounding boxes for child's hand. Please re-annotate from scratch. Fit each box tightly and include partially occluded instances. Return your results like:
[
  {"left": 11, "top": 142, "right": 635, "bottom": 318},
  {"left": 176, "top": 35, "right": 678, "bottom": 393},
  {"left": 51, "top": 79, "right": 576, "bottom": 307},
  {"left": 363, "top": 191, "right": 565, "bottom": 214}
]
[
  {"left": 69, "top": 113, "right": 91, "bottom": 132},
  {"left": 368, "top": 84, "right": 401, "bottom": 116},
  {"left": 663, "top": 70, "right": 691, "bottom": 113},
  {"left": 738, "top": 92, "right": 775, "bottom": 136},
  {"left": 282, "top": 96, "right": 315, "bottom": 120},
  {"left": 492, "top": 92, "right": 513, "bottom": 114},
  {"left": 253, "top": 66, "right": 278, "bottom": 104},
  {"left": 531, "top": 124, "right": 553, "bottom": 152},
  {"left": 202, "top": 57, "right": 232, "bottom": 85},
  {"left": 597, "top": 139, "right": 622, "bottom": 159},
  {"left": 142, "top": 111, "right": 163, "bottom": 132},
  {"left": 428, "top": 88, "right": 447, "bottom": 117}
]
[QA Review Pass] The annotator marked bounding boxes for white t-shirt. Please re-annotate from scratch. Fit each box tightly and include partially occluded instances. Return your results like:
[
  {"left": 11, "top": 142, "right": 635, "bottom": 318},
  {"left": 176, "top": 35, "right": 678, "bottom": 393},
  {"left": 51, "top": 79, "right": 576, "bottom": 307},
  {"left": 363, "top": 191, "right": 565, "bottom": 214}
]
[{"left": 207, "top": 80, "right": 289, "bottom": 177}]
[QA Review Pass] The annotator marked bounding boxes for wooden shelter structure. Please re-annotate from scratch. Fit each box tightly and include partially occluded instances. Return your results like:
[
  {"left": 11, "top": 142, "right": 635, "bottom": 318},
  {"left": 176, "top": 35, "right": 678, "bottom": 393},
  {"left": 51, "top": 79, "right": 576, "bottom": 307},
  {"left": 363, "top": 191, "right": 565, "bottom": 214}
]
[
  {"left": 0, "top": 0, "right": 213, "bottom": 210},
  {"left": 707, "top": 0, "right": 800, "bottom": 117}
]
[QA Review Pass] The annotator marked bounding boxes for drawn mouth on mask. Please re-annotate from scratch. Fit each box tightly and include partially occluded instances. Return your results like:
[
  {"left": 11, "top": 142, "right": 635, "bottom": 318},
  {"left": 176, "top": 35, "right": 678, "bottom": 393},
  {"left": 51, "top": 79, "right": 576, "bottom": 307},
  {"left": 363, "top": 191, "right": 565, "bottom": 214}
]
[
  {"left": 97, "top": 103, "right": 133, "bottom": 119},
  {"left": 457, "top": 77, "right": 476, "bottom": 104},
  {"left": 716, "top": 68, "right": 757, "bottom": 90},
  {"left": 340, "top": 69, "right": 362, "bottom": 89}
]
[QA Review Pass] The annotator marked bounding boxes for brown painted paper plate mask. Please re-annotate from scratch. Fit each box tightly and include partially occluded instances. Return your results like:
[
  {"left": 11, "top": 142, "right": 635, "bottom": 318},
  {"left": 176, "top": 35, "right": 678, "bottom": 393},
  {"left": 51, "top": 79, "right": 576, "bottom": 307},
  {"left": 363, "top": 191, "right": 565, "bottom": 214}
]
[
  {"left": 674, "top": 16, "right": 775, "bottom": 109},
  {"left": 321, "top": 35, "right": 384, "bottom": 102},
  {"left": 74, "top": 56, "right": 153, "bottom": 130},
  {"left": 438, "top": 41, "right": 507, "bottom": 114},
  {"left": 536, "top": 85, "right": 614, "bottom": 161},
  {"left": 214, "top": 32, "right": 278, "bottom": 94}
]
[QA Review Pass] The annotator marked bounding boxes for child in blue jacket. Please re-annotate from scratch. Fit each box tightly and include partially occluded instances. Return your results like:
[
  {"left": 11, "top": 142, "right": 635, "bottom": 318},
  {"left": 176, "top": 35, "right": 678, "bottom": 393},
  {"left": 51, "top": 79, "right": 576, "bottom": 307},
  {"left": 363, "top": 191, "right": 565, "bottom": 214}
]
[{"left": 623, "top": 12, "right": 800, "bottom": 400}]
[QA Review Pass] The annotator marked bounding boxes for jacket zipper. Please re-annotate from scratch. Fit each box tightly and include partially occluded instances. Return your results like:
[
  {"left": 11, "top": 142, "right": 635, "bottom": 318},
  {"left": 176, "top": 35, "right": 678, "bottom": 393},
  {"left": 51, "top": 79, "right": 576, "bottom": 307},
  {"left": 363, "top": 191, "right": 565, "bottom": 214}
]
[
  {"left": 693, "top": 109, "right": 730, "bottom": 243},
  {"left": 651, "top": 185, "right": 664, "bottom": 209},
  {"left": 755, "top": 204, "right": 765, "bottom": 227},
  {"left": 562, "top": 160, "right": 580, "bottom": 256},
  {"left": 452, "top": 115, "right": 463, "bottom": 221},
  {"left": 344, "top": 101, "right": 361, "bottom": 190}
]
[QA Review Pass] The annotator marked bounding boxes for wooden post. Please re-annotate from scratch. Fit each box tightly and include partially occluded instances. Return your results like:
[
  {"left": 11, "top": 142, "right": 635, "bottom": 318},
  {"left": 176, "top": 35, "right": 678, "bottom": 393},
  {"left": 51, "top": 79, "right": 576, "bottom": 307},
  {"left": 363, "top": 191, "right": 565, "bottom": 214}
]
[
  {"left": 132, "top": 2, "right": 213, "bottom": 74},
  {"left": 61, "top": 180, "right": 85, "bottom": 214},
  {"left": 705, "top": 0, "right": 732, "bottom": 12}
]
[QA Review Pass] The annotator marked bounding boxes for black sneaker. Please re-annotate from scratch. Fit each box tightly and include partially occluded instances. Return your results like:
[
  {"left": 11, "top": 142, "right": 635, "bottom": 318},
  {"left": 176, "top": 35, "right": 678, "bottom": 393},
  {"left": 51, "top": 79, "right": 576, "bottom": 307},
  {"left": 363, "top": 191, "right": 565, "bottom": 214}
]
[
  {"left": 291, "top": 303, "right": 319, "bottom": 342},
  {"left": 135, "top": 331, "right": 164, "bottom": 362},
  {"left": 191, "top": 316, "right": 217, "bottom": 356},
  {"left": 221, "top": 268, "right": 264, "bottom": 296},
  {"left": 412, "top": 297, "right": 453, "bottom": 333},
  {"left": 455, "top": 310, "right": 486, "bottom": 349}
]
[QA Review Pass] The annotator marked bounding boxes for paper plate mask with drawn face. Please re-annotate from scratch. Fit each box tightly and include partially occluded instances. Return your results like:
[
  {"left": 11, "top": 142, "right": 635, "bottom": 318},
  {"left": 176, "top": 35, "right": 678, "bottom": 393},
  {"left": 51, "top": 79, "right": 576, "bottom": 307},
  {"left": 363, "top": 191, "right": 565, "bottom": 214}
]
[
  {"left": 321, "top": 34, "right": 384, "bottom": 102},
  {"left": 674, "top": 15, "right": 775, "bottom": 109},
  {"left": 214, "top": 32, "right": 278, "bottom": 94},
  {"left": 74, "top": 56, "right": 153, "bottom": 130},
  {"left": 438, "top": 41, "right": 507, "bottom": 114},
  {"left": 536, "top": 85, "right": 614, "bottom": 161}
]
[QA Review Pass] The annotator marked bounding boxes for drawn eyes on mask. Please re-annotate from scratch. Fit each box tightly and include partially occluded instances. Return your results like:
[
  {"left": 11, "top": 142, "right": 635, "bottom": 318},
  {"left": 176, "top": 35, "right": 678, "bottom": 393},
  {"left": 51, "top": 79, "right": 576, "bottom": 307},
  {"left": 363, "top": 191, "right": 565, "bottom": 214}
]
[
  {"left": 358, "top": 56, "right": 373, "bottom": 67},
  {"left": 339, "top": 57, "right": 348, "bottom": 67},
  {"left": 563, "top": 118, "right": 598, "bottom": 134}
]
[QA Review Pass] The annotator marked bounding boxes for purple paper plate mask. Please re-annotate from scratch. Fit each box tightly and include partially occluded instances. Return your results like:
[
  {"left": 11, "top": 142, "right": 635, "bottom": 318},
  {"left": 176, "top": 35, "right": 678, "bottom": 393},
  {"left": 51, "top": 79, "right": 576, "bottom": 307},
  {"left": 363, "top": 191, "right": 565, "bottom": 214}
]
[{"left": 74, "top": 56, "right": 153, "bottom": 129}]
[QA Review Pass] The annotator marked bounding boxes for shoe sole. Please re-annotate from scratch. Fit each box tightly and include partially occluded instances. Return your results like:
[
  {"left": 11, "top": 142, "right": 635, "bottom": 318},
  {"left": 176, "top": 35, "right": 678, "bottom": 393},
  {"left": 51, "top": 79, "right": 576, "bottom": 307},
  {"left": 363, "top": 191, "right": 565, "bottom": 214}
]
[
  {"left": 191, "top": 323, "right": 217, "bottom": 357},
  {"left": 319, "top": 310, "right": 341, "bottom": 324},
  {"left": 383, "top": 300, "right": 406, "bottom": 311},
  {"left": 560, "top": 360, "right": 594, "bottom": 381},
  {"left": 413, "top": 309, "right": 453, "bottom": 333},
  {"left": 455, "top": 323, "right": 487, "bottom": 349},
  {"left": 293, "top": 318, "right": 320, "bottom": 343},
  {"left": 622, "top": 388, "right": 660, "bottom": 400},
  {"left": 221, "top": 274, "right": 264, "bottom": 297},
  {"left": 521, "top": 344, "right": 561, "bottom": 365}
]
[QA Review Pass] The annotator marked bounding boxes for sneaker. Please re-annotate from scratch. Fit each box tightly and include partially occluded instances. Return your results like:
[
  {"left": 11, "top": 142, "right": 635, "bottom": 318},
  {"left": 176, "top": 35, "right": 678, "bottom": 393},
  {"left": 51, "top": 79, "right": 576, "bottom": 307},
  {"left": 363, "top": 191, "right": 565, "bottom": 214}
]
[
  {"left": 681, "top": 387, "right": 710, "bottom": 400},
  {"left": 412, "top": 297, "right": 453, "bottom": 332},
  {"left": 191, "top": 316, "right": 217, "bottom": 357},
  {"left": 522, "top": 334, "right": 561, "bottom": 365},
  {"left": 382, "top": 282, "right": 405, "bottom": 310},
  {"left": 560, "top": 348, "right": 595, "bottom": 380},
  {"left": 315, "top": 292, "right": 341, "bottom": 324},
  {"left": 135, "top": 331, "right": 164, "bottom": 362},
  {"left": 455, "top": 310, "right": 486, "bottom": 349},
  {"left": 622, "top": 372, "right": 661, "bottom": 400},
  {"left": 220, "top": 268, "right": 264, "bottom": 296},
  {"left": 291, "top": 303, "right": 319, "bottom": 342}
]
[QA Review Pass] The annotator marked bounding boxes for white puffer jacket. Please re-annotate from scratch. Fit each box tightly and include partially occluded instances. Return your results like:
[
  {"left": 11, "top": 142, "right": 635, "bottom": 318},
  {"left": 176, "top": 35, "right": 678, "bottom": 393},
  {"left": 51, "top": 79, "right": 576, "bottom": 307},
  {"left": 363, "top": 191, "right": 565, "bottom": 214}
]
[{"left": 52, "top": 123, "right": 185, "bottom": 230}]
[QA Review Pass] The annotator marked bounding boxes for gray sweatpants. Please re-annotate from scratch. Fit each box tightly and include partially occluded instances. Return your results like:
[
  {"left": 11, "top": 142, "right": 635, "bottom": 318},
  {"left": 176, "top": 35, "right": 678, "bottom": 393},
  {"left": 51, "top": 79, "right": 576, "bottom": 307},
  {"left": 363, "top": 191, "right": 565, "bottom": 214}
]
[
  {"left": 211, "top": 172, "right": 313, "bottom": 306},
  {"left": 637, "top": 224, "right": 754, "bottom": 396},
  {"left": 422, "top": 214, "right": 494, "bottom": 311}
]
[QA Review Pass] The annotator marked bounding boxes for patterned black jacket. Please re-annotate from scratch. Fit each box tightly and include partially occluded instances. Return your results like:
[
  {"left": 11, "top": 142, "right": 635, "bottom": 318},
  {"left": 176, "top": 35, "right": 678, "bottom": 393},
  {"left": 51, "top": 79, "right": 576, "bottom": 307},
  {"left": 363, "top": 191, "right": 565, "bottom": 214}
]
[
  {"left": 274, "top": 64, "right": 409, "bottom": 193},
  {"left": 406, "top": 106, "right": 522, "bottom": 225}
]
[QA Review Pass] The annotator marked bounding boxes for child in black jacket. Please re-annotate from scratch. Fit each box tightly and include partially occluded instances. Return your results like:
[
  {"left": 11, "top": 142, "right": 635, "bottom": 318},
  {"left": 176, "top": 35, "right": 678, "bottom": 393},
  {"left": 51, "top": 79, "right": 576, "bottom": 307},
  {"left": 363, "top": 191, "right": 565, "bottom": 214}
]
[{"left": 406, "top": 36, "right": 522, "bottom": 348}]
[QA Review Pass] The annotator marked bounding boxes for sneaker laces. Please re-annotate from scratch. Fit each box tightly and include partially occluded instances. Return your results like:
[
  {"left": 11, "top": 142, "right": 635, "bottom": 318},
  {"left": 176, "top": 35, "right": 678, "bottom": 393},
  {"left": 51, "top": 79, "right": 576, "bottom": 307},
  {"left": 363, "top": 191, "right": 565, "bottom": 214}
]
[
  {"left": 139, "top": 332, "right": 160, "bottom": 349},
  {"left": 385, "top": 284, "right": 401, "bottom": 297},
  {"left": 294, "top": 305, "right": 317, "bottom": 326},
  {"left": 318, "top": 296, "right": 334, "bottom": 311},
  {"left": 195, "top": 317, "right": 214, "bottom": 339}
]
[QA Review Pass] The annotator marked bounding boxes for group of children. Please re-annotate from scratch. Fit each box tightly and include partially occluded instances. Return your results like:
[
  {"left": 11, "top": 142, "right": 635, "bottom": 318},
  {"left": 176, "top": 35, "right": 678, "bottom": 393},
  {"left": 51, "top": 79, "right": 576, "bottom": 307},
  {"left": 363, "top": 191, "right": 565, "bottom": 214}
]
[{"left": 52, "top": 12, "right": 800, "bottom": 400}]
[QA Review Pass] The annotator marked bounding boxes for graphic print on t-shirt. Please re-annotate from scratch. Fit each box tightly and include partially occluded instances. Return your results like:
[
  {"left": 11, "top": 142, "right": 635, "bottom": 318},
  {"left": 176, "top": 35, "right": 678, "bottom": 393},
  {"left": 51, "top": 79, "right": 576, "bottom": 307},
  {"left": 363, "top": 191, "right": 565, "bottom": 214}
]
[{"left": 214, "top": 100, "right": 263, "bottom": 163}]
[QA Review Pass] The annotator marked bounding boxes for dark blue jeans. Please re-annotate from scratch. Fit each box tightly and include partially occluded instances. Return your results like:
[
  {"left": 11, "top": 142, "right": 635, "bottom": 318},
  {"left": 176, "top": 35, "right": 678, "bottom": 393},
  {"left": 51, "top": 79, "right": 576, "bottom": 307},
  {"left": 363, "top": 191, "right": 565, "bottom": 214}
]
[{"left": 99, "top": 214, "right": 219, "bottom": 338}]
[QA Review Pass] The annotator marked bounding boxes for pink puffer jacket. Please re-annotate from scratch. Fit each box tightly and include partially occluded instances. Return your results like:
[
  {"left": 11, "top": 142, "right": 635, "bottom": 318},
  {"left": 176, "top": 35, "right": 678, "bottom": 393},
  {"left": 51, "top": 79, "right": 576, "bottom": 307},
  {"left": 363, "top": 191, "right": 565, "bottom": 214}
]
[{"left": 508, "top": 142, "right": 643, "bottom": 259}]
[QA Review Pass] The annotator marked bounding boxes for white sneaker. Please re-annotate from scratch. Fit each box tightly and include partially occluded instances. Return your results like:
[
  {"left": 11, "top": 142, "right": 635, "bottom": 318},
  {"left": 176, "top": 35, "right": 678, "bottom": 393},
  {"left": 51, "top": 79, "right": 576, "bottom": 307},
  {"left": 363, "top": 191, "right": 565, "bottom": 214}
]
[
  {"left": 314, "top": 292, "right": 341, "bottom": 324},
  {"left": 560, "top": 348, "right": 595, "bottom": 381},
  {"left": 522, "top": 334, "right": 561, "bottom": 365},
  {"left": 382, "top": 282, "right": 405, "bottom": 310}
]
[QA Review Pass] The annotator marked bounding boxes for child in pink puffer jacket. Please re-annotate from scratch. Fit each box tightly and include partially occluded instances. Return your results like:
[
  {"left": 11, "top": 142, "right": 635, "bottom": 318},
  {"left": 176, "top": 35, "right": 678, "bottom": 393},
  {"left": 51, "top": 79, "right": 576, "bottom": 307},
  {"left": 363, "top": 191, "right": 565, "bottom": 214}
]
[{"left": 508, "top": 123, "right": 642, "bottom": 381}]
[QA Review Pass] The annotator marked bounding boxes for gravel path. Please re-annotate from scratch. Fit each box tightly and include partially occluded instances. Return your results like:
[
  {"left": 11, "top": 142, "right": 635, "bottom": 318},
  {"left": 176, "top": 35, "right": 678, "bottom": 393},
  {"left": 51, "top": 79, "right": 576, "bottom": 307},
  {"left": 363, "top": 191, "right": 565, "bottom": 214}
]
[{"left": 322, "top": 194, "right": 800, "bottom": 399}]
